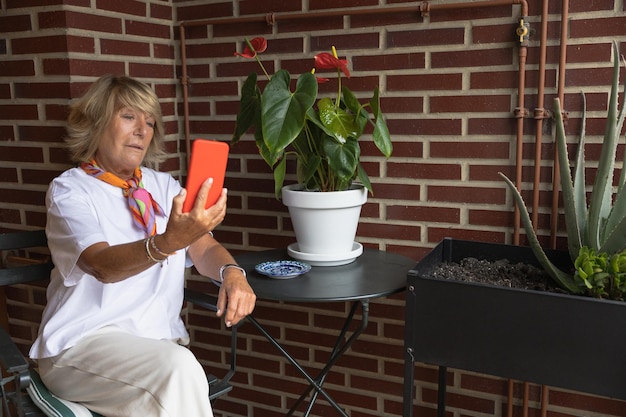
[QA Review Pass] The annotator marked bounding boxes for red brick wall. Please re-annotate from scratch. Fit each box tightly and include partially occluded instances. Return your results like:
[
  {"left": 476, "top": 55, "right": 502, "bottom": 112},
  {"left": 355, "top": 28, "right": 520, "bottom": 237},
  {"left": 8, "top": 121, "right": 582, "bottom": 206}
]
[
  {"left": 2, "top": 1, "right": 626, "bottom": 416},
  {"left": 0, "top": 0, "right": 182, "bottom": 234},
  {"left": 183, "top": 1, "right": 626, "bottom": 416}
]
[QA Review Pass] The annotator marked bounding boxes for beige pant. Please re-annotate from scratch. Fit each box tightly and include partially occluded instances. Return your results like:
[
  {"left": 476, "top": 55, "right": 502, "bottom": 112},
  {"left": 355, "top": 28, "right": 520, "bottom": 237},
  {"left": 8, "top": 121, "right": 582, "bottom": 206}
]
[{"left": 38, "top": 327, "right": 213, "bottom": 417}]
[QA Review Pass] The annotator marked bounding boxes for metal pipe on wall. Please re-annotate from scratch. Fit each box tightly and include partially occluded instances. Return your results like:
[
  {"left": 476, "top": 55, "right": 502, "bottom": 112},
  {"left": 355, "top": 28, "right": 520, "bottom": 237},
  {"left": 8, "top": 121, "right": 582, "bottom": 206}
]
[
  {"left": 510, "top": 2, "right": 552, "bottom": 412},
  {"left": 532, "top": 0, "right": 551, "bottom": 229},
  {"left": 550, "top": 0, "right": 570, "bottom": 248},
  {"left": 535, "top": 1, "right": 554, "bottom": 415},
  {"left": 179, "top": 24, "right": 191, "bottom": 168},
  {"left": 540, "top": 2, "right": 569, "bottom": 414},
  {"left": 513, "top": 35, "right": 529, "bottom": 245}
]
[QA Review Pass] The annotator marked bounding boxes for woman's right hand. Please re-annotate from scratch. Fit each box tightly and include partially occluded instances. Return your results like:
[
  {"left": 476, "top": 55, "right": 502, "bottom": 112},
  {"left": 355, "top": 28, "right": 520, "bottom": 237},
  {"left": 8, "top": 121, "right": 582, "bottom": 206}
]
[{"left": 157, "top": 178, "right": 227, "bottom": 253}]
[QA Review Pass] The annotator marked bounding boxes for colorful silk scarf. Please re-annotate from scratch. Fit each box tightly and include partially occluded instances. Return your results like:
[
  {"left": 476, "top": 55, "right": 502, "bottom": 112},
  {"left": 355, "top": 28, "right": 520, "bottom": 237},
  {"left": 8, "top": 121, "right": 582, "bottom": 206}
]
[{"left": 80, "top": 160, "right": 163, "bottom": 237}]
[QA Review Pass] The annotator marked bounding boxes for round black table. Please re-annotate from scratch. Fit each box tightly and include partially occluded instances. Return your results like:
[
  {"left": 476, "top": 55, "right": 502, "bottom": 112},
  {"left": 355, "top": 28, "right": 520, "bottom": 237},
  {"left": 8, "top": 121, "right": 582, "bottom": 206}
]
[
  {"left": 235, "top": 247, "right": 415, "bottom": 302},
  {"left": 234, "top": 247, "right": 415, "bottom": 417}
]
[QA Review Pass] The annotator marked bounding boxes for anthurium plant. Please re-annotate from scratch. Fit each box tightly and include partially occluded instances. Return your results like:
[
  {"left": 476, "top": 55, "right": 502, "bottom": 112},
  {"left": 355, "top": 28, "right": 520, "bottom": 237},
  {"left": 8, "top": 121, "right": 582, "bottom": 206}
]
[
  {"left": 231, "top": 37, "right": 392, "bottom": 198},
  {"left": 500, "top": 41, "right": 626, "bottom": 300}
]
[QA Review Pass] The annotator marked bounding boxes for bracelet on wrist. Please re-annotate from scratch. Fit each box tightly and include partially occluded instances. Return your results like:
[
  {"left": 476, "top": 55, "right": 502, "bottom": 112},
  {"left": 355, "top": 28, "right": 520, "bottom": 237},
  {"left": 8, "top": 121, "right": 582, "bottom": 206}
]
[
  {"left": 145, "top": 237, "right": 164, "bottom": 264},
  {"left": 150, "top": 234, "right": 176, "bottom": 257},
  {"left": 219, "top": 264, "right": 246, "bottom": 283}
]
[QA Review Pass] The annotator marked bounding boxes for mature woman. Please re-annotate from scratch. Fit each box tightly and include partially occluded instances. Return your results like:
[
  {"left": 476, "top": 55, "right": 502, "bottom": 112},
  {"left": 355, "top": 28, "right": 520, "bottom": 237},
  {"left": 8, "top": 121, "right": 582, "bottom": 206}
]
[{"left": 29, "top": 74, "right": 256, "bottom": 417}]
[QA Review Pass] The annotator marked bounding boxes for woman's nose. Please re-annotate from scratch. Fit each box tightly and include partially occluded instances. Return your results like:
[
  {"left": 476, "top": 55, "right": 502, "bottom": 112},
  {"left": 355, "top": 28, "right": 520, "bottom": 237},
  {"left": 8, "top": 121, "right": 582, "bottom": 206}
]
[{"left": 134, "top": 117, "right": 148, "bottom": 137}]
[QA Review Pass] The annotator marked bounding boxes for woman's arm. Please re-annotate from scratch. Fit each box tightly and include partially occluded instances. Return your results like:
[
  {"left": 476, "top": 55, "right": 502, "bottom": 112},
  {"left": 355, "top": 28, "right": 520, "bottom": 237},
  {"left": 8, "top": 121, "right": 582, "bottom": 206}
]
[
  {"left": 77, "top": 239, "right": 162, "bottom": 283},
  {"left": 188, "top": 234, "right": 256, "bottom": 327},
  {"left": 77, "top": 179, "right": 227, "bottom": 283}
]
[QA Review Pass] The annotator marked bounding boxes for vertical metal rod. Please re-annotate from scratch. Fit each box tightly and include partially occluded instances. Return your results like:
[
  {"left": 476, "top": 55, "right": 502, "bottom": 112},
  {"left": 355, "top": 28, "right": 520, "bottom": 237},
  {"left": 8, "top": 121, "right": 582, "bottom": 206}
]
[
  {"left": 507, "top": 379, "right": 514, "bottom": 417},
  {"left": 532, "top": 0, "right": 551, "bottom": 227},
  {"left": 541, "top": 385, "right": 549, "bottom": 417},
  {"left": 523, "top": 381, "right": 529, "bottom": 417},
  {"left": 403, "top": 347, "right": 416, "bottom": 417},
  {"left": 179, "top": 24, "right": 191, "bottom": 169},
  {"left": 550, "top": 0, "right": 570, "bottom": 247},
  {"left": 513, "top": 43, "right": 528, "bottom": 245},
  {"left": 437, "top": 366, "right": 447, "bottom": 417}
]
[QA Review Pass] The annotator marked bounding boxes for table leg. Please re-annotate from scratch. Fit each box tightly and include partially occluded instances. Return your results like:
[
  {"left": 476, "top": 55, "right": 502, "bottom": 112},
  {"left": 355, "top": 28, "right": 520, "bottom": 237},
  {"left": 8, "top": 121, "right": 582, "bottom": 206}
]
[
  {"left": 290, "top": 300, "right": 369, "bottom": 417},
  {"left": 437, "top": 366, "right": 446, "bottom": 417},
  {"left": 246, "top": 300, "right": 369, "bottom": 417},
  {"left": 403, "top": 346, "right": 415, "bottom": 417}
]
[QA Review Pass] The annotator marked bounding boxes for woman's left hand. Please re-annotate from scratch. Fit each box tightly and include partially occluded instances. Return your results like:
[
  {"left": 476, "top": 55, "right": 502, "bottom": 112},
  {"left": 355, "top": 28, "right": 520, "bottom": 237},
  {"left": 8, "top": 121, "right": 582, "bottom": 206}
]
[{"left": 216, "top": 270, "right": 256, "bottom": 327}]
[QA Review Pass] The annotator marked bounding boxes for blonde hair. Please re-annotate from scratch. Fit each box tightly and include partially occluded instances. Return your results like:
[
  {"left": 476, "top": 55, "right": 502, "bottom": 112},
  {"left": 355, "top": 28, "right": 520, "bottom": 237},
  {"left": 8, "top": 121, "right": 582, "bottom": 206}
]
[{"left": 65, "top": 74, "right": 167, "bottom": 165}]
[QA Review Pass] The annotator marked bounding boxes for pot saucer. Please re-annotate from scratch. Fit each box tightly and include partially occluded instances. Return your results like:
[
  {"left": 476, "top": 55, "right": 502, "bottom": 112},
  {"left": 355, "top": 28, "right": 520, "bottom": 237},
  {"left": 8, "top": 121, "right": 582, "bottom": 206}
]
[
  {"left": 287, "top": 242, "right": 363, "bottom": 266},
  {"left": 255, "top": 260, "right": 311, "bottom": 279}
]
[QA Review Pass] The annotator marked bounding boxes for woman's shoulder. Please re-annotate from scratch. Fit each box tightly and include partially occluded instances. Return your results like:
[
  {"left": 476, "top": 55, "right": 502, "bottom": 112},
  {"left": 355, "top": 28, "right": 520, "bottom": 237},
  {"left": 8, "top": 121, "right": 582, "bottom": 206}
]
[{"left": 50, "top": 166, "right": 88, "bottom": 187}]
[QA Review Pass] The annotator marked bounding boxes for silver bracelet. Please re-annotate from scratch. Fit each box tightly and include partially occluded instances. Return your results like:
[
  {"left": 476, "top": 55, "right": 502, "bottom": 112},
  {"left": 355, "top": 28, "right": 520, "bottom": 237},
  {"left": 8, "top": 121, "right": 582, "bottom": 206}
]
[
  {"left": 219, "top": 264, "right": 246, "bottom": 282},
  {"left": 145, "top": 237, "right": 164, "bottom": 264},
  {"left": 150, "top": 235, "right": 175, "bottom": 257}
]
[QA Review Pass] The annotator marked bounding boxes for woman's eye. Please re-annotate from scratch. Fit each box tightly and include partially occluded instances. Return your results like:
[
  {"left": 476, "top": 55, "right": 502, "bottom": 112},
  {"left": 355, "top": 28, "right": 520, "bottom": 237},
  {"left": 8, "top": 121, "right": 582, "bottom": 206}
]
[
  {"left": 146, "top": 121, "right": 155, "bottom": 129},
  {"left": 122, "top": 114, "right": 134, "bottom": 120}
]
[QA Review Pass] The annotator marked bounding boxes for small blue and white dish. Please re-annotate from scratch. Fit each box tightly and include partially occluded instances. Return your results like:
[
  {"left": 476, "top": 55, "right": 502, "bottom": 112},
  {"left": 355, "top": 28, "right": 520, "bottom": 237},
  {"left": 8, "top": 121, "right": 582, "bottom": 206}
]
[{"left": 255, "top": 260, "right": 312, "bottom": 279}]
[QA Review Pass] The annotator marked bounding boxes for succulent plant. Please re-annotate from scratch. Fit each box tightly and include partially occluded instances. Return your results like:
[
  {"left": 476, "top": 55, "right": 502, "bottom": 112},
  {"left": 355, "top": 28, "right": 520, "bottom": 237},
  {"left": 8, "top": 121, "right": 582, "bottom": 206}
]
[{"left": 500, "top": 41, "right": 626, "bottom": 299}]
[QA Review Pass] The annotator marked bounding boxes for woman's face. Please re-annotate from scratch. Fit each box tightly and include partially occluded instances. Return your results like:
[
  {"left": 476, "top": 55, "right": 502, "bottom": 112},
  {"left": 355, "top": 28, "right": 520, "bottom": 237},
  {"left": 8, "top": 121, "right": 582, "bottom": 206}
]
[{"left": 95, "top": 107, "right": 156, "bottom": 179}]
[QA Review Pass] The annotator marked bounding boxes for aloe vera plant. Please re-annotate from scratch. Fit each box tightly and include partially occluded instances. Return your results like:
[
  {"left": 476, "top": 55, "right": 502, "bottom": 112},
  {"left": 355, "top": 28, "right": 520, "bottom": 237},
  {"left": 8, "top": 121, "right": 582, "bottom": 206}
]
[{"left": 500, "top": 41, "right": 626, "bottom": 299}]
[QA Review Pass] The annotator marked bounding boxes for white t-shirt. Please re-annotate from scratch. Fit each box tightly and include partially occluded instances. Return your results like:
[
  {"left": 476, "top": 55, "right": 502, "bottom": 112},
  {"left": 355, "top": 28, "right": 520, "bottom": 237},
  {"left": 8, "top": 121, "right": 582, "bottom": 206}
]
[{"left": 30, "top": 167, "right": 191, "bottom": 359}]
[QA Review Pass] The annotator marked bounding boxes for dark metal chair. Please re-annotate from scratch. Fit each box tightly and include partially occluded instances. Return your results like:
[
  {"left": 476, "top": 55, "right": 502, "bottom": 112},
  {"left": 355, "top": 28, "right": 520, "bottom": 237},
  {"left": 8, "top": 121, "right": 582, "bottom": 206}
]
[{"left": 0, "top": 230, "right": 237, "bottom": 417}]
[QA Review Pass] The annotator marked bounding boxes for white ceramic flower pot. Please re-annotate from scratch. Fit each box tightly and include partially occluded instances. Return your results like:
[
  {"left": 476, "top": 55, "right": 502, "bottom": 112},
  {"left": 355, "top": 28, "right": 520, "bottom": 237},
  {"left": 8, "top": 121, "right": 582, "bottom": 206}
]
[{"left": 281, "top": 184, "right": 367, "bottom": 265}]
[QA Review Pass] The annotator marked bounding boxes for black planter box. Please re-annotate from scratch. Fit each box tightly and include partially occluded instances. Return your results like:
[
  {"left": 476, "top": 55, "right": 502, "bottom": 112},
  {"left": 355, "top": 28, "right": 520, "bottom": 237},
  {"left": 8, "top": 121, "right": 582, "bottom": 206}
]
[{"left": 403, "top": 238, "right": 626, "bottom": 416}]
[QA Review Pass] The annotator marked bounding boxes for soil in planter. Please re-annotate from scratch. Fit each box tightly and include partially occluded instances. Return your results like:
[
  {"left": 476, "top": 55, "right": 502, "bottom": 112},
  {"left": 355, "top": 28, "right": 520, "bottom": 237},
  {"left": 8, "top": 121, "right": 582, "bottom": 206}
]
[{"left": 431, "top": 258, "right": 568, "bottom": 294}]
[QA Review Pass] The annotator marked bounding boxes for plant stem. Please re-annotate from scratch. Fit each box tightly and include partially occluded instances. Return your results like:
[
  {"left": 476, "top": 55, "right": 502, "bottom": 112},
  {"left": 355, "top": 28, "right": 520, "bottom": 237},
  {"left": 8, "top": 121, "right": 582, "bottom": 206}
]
[{"left": 256, "top": 55, "right": 271, "bottom": 80}]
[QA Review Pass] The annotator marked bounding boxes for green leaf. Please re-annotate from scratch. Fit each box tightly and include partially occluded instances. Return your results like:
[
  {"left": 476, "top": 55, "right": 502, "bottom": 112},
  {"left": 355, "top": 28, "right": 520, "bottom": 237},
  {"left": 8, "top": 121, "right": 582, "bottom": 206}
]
[
  {"left": 587, "top": 41, "right": 621, "bottom": 249},
  {"left": 232, "top": 73, "right": 261, "bottom": 143},
  {"left": 554, "top": 98, "right": 583, "bottom": 260},
  {"left": 370, "top": 87, "right": 393, "bottom": 158},
  {"left": 604, "top": 187, "right": 626, "bottom": 252},
  {"left": 341, "top": 87, "right": 368, "bottom": 134},
  {"left": 299, "top": 152, "right": 321, "bottom": 186},
  {"left": 499, "top": 172, "right": 581, "bottom": 293},
  {"left": 261, "top": 70, "right": 317, "bottom": 165},
  {"left": 604, "top": 44, "right": 626, "bottom": 241},
  {"left": 572, "top": 92, "right": 588, "bottom": 245},
  {"left": 617, "top": 50, "right": 626, "bottom": 189},
  {"left": 323, "top": 137, "right": 359, "bottom": 190},
  {"left": 600, "top": 213, "right": 626, "bottom": 255},
  {"left": 357, "top": 163, "right": 373, "bottom": 195},
  {"left": 254, "top": 129, "right": 273, "bottom": 166},
  {"left": 273, "top": 156, "right": 287, "bottom": 199},
  {"left": 615, "top": 53, "right": 626, "bottom": 189},
  {"left": 317, "top": 97, "right": 359, "bottom": 143}
]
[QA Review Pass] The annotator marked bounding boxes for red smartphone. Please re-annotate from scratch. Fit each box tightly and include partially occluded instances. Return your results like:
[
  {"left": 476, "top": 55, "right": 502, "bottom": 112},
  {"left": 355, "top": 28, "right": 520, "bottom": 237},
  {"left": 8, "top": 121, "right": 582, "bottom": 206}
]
[{"left": 183, "top": 139, "right": 229, "bottom": 213}]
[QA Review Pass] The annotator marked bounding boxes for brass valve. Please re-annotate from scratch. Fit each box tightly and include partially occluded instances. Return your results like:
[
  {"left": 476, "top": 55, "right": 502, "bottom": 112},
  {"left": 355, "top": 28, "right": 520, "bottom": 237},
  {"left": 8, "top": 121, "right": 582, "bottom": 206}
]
[{"left": 516, "top": 18, "right": 530, "bottom": 45}]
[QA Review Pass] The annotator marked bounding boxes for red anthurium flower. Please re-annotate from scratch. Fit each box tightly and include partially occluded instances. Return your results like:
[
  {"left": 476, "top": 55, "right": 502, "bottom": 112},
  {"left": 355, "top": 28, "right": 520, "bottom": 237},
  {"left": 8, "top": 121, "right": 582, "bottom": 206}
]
[
  {"left": 314, "top": 52, "right": 351, "bottom": 78},
  {"left": 234, "top": 37, "right": 267, "bottom": 58}
]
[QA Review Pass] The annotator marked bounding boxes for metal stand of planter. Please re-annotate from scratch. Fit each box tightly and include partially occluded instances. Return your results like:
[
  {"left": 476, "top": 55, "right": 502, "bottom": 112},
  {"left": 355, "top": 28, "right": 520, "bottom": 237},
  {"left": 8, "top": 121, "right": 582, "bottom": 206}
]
[{"left": 403, "top": 238, "right": 626, "bottom": 417}]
